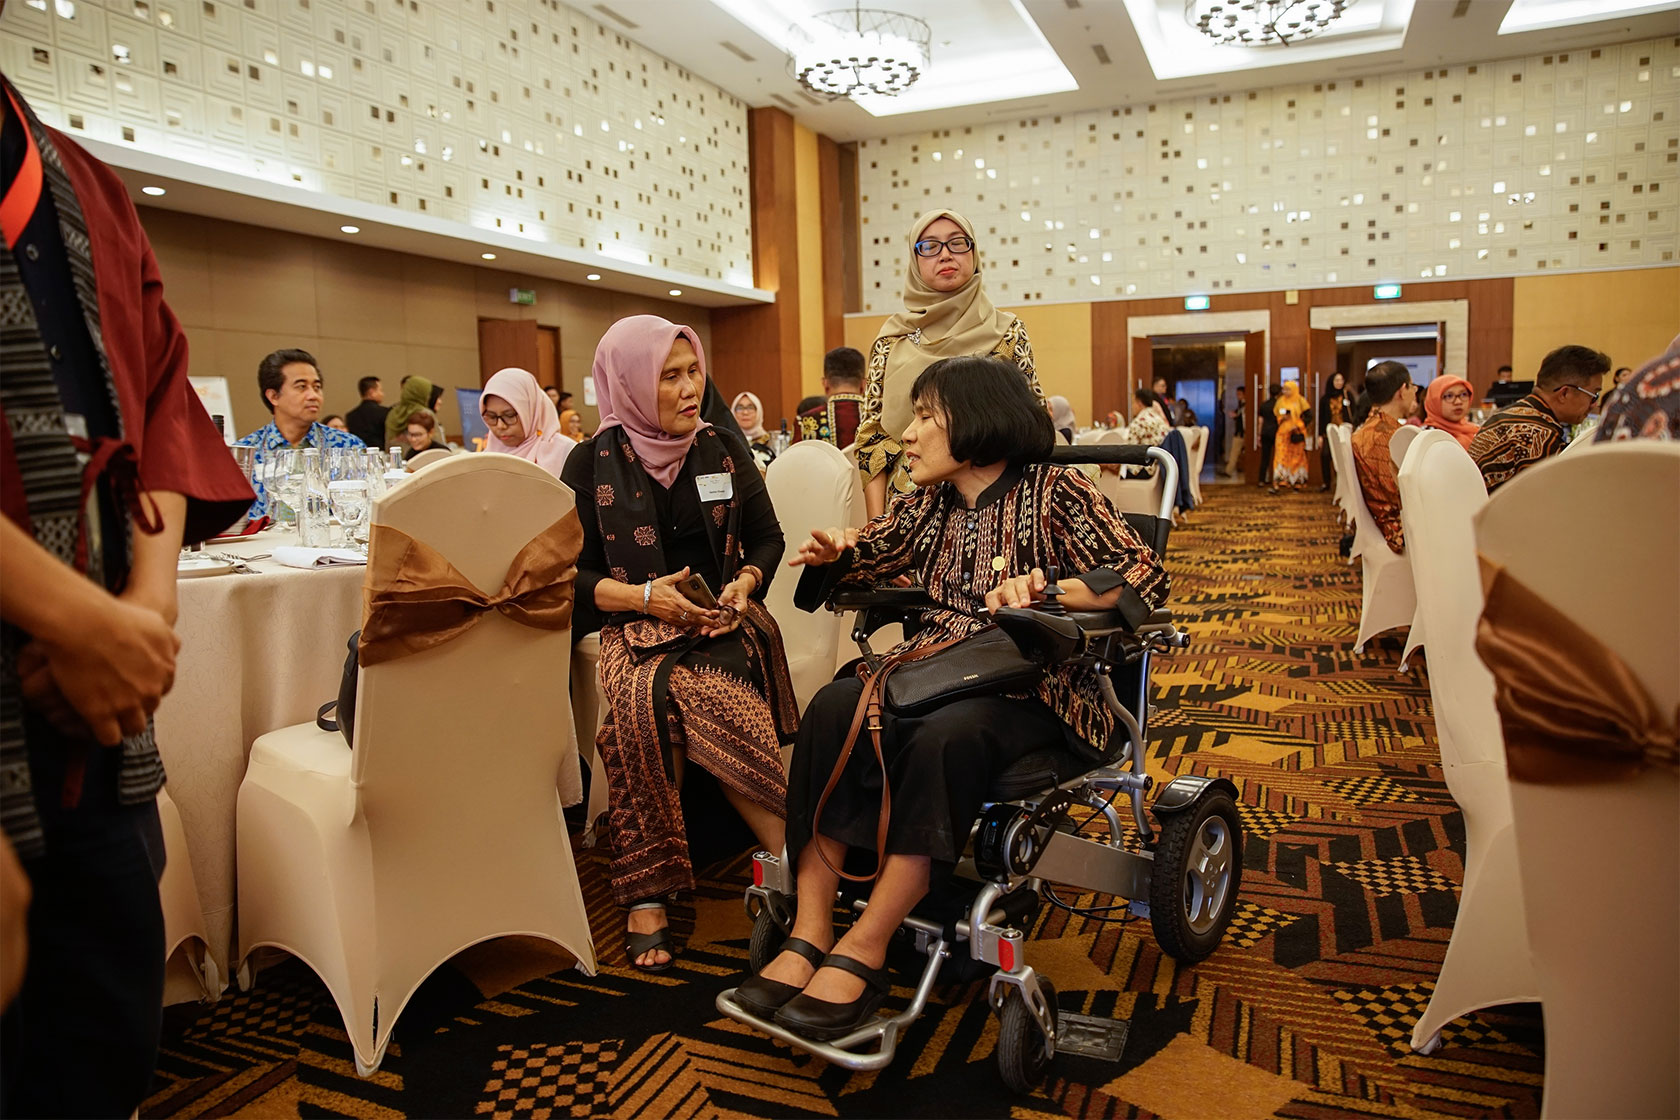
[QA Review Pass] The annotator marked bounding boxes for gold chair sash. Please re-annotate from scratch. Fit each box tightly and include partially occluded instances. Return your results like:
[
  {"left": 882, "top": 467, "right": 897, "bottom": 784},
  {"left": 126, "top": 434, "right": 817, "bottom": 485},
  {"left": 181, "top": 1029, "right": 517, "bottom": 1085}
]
[
  {"left": 1475, "top": 558, "right": 1679, "bottom": 783},
  {"left": 359, "top": 512, "right": 583, "bottom": 666}
]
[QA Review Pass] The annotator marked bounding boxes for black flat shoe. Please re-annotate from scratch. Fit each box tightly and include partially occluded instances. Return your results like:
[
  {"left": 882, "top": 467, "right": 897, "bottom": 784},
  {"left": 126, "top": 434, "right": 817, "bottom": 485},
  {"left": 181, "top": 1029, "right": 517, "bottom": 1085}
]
[
  {"left": 625, "top": 901, "right": 675, "bottom": 973},
  {"left": 773, "top": 952, "right": 892, "bottom": 1041},
  {"left": 733, "top": 937, "right": 827, "bottom": 1019}
]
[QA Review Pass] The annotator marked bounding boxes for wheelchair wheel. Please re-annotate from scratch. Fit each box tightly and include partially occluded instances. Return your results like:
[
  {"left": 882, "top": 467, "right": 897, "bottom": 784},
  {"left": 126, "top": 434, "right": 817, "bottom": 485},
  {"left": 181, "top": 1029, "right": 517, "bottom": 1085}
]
[
  {"left": 996, "top": 978, "right": 1057, "bottom": 1093},
  {"left": 1149, "top": 788, "right": 1242, "bottom": 963},
  {"left": 747, "top": 907, "right": 781, "bottom": 974}
]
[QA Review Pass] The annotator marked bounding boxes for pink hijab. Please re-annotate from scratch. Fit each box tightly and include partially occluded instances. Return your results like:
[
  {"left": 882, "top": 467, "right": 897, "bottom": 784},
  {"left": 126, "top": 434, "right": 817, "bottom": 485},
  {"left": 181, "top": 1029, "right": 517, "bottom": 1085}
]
[
  {"left": 591, "top": 315, "right": 709, "bottom": 487},
  {"left": 481, "top": 367, "right": 577, "bottom": 477}
]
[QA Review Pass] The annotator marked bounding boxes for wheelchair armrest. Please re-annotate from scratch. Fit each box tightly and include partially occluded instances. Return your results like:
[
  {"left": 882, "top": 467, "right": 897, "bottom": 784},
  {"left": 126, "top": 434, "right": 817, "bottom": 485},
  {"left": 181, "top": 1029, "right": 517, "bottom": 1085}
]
[
  {"left": 828, "top": 586, "right": 938, "bottom": 613},
  {"left": 993, "top": 607, "right": 1084, "bottom": 665},
  {"left": 1065, "top": 606, "right": 1174, "bottom": 639}
]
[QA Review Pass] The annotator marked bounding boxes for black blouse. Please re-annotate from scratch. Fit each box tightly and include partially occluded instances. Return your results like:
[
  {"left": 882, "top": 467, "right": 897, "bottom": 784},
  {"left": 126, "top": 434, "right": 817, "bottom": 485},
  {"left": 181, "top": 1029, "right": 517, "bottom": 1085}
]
[{"left": 563, "top": 429, "right": 784, "bottom": 636}]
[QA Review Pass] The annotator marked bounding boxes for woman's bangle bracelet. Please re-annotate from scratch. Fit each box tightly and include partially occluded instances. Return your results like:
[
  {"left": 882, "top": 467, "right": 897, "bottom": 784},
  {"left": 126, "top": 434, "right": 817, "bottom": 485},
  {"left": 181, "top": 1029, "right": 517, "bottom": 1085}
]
[{"left": 643, "top": 578, "right": 654, "bottom": 612}]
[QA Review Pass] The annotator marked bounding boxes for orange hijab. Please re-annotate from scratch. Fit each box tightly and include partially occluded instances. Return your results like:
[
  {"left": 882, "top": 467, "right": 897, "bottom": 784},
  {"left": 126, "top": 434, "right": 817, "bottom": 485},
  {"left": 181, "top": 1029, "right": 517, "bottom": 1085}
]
[{"left": 1424, "top": 375, "right": 1481, "bottom": 450}]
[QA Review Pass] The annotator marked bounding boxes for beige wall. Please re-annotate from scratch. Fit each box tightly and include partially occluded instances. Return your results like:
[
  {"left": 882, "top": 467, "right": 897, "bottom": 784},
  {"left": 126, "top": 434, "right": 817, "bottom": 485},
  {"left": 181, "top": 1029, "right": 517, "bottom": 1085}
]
[
  {"left": 1511, "top": 267, "right": 1680, "bottom": 390},
  {"left": 140, "top": 207, "right": 712, "bottom": 442},
  {"left": 843, "top": 302, "right": 1094, "bottom": 431}
]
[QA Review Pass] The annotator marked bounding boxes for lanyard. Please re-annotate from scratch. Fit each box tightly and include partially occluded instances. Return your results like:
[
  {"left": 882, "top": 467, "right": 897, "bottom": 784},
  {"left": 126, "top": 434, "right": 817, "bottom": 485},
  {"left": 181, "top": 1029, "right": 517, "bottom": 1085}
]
[{"left": 1, "top": 86, "right": 44, "bottom": 251}]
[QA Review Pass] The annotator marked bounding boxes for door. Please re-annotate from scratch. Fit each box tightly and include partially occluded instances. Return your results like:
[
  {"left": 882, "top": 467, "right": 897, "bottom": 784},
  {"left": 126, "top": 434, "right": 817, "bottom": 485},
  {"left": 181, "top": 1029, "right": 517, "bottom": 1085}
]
[
  {"left": 1243, "top": 331, "right": 1265, "bottom": 483},
  {"left": 536, "top": 326, "right": 561, "bottom": 392},
  {"left": 478, "top": 318, "right": 537, "bottom": 386},
  {"left": 1131, "top": 336, "right": 1153, "bottom": 418},
  {"left": 1307, "top": 327, "right": 1337, "bottom": 487}
]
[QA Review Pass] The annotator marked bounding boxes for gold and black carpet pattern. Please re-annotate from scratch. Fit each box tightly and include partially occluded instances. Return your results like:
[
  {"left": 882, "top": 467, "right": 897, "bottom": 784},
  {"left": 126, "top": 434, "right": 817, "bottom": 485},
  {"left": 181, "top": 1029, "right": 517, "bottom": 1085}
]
[{"left": 143, "top": 487, "right": 1545, "bottom": 1118}]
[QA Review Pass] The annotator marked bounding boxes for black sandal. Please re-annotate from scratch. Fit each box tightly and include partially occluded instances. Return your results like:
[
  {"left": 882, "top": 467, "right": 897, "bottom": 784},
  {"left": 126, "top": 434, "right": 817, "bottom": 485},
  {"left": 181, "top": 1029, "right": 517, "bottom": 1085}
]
[
  {"left": 625, "top": 901, "right": 674, "bottom": 973},
  {"left": 733, "top": 937, "right": 827, "bottom": 1019},
  {"left": 773, "top": 952, "right": 891, "bottom": 1041}
]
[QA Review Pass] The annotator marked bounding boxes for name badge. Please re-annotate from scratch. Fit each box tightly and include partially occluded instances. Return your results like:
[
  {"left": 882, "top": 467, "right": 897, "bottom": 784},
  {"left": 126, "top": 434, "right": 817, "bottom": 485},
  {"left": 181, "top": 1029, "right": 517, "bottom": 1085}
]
[{"left": 696, "top": 472, "right": 734, "bottom": 502}]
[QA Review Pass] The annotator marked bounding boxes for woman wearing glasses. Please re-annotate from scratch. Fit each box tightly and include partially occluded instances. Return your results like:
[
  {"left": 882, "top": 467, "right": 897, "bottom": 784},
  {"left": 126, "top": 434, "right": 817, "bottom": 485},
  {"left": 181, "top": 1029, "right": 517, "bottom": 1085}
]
[
  {"left": 857, "top": 209, "right": 1044, "bottom": 519},
  {"left": 480, "top": 366, "right": 578, "bottom": 477},
  {"left": 1421, "top": 375, "right": 1481, "bottom": 451}
]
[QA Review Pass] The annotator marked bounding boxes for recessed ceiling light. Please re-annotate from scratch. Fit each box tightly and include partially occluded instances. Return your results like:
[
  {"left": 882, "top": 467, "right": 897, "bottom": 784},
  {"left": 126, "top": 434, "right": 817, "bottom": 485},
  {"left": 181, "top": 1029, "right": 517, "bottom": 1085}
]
[
  {"left": 585, "top": 273, "right": 602, "bottom": 281},
  {"left": 668, "top": 288, "right": 682, "bottom": 296},
  {"left": 340, "top": 224, "right": 360, "bottom": 234},
  {"left": 140, "top": 185, "right": 166, "bottom": 196},
  {"left": 481, "top": 252, "right": 497, "bottom": 260}
]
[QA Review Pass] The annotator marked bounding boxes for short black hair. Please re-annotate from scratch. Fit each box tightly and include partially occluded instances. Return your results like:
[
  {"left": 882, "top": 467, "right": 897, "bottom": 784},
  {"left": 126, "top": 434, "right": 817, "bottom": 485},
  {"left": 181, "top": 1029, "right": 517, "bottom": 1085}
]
[
  {"left": 823, "top": 347, "right": 865, "bottom": 387},
  {"left": 796, "top": 394, "right": 826, "bottom": 414},
  {"left": 558, "top": 390, "right": 573, "bottom": 404},
  {"left": 1133, "top": 386, "right": 1156, "bottom": 406},
  {"left": 1536, "top": 345, "right": 1611, "bottom": 389},
  {"left": 1496, "top": 364, "right": 1513, "bottom": 374},
  {"left": 1364, "top": 361, "right": 1412, "bottom": 406},
  {"left": 1235, "top": 383, "right": 1247, "bottom": 394},
  {"left": 1268, "top": 381, "right": 1282, "bottom": 397},
  {"left": 910, "top": 356, "right": 1054, "bottom": 469},
  {"left": 357, "top": 375, "right": 380, "bottom": 397},
  {"left": 258, "top": 348, "right": 320, "bottom": 413}
]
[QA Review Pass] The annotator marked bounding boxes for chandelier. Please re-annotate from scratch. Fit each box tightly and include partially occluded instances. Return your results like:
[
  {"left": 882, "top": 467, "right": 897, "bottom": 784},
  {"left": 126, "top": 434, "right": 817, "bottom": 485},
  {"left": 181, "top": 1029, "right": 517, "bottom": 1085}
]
[
  {"left": 1185, "top": 0, "right": 1352, "bottom": 46},
  {"left": 789, "top": 6, "right": 932, "bottom": 100}
]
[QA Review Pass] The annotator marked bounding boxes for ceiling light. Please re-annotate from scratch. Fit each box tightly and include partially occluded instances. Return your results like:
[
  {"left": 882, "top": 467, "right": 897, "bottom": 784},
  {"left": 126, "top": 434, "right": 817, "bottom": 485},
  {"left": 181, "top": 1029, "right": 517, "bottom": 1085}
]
[
  {"left": 481, "top": 252, "right": 497, "bottom": 260},
  {"left": 1185, "top": 0, "right": 1351, "bottom": 46},
  {"left": 140, "top": 185, "right": 166, "bottom": 196},
  {"left": 668, "top": 288, "right": 683, "bottom": 296},
  {"left": 789, "top": 7, "right": 931, "bottom": 100},
  {"left": 586, "top": 273, "right": 602, "bottom": 281},
  {"left": 340, "top": 225, "right": 360, "bottom": 234}
]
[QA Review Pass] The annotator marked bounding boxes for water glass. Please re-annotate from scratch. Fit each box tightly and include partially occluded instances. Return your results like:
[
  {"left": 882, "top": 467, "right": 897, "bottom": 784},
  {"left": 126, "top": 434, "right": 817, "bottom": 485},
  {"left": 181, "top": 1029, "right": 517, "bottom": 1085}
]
[
  {"left": 329, "top": 479, "right": 370, "bottom": 551},
  {"left": 266, "top": 449, "right": 302, "bottom": 529}
]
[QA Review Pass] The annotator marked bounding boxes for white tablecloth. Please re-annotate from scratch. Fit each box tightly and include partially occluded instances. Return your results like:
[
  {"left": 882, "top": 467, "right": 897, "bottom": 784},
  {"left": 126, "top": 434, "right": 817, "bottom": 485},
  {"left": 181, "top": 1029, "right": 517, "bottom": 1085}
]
[{"left": 154, "top": 531, "right": 583, "bottom": 993}]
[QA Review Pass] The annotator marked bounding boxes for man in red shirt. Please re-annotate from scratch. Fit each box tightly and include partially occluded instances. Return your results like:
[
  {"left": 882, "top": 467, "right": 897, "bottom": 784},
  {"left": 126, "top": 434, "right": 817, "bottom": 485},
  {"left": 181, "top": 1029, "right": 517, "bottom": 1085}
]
[{"left": 1, "top": 76, "right": 252, "bottom": 1115}]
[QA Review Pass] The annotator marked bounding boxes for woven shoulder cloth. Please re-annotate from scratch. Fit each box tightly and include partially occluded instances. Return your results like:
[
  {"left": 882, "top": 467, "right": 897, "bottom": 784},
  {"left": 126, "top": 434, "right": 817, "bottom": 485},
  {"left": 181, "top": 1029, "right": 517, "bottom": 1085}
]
[
  {"left": 358, "top": 512, "right": 582, "bottom": 666},
  {"left": 1475, "top": 559, "right": 1679, "bottom": 784}
]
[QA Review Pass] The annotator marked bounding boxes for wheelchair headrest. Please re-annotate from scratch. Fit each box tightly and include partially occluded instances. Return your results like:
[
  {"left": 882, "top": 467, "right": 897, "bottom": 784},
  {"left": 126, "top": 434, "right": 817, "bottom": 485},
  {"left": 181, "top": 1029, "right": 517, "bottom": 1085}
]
[{"left": 1049, "top": 443, "right": 1154, "bottom": 468}]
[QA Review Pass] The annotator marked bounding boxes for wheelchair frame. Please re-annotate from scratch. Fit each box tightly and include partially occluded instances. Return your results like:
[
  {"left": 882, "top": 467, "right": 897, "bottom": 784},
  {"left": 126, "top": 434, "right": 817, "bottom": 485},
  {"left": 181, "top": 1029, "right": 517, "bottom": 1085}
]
[{"left": 717, "top": 446, "right": 1243, "bottom": 1086}]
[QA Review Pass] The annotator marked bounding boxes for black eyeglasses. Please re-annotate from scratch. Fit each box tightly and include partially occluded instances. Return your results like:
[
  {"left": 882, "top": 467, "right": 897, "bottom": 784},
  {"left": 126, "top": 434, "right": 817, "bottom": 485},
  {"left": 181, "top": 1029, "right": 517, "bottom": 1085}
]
[
  {"left": 913, "top": 235, "right": 975, "bottom": 258},
  {"left": 1558, "top": 384, "right": 1601, "bottom": 404},
  {"left": 482, "top": 409, "right": 521, "bottom": 427}
]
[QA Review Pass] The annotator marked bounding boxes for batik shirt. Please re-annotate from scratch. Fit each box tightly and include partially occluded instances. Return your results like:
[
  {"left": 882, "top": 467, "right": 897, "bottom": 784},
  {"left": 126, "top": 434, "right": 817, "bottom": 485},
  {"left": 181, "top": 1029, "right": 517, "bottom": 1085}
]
[
  {"left": 1595, "top": 349, "right": 1679, "bottom": 443},
  {"left": 1351, "top": 412, "right": 1405, "bottom": 554},
  {"left": 234, "top": 420, "right": 366, "bottom": 518},
  {"left": 1468, "top": 393, "right": 1568, "bottom": 494}
]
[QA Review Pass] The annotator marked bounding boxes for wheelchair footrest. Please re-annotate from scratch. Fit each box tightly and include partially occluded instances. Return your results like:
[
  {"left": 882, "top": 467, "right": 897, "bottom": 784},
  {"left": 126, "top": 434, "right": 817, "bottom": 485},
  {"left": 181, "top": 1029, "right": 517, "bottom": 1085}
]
[{"left": 1055, "top": 1013, "right": 1131, "bottom": 1064}]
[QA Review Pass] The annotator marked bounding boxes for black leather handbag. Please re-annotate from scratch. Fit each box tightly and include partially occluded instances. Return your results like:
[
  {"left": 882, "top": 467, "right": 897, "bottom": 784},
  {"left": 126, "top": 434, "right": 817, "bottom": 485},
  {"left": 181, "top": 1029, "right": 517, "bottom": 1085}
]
[
  {"left": 882, "top": 625, "right": 1044, "bottom": 718},
  {"left": 315, "top": 630, "right": 360, "bottom": 748}
]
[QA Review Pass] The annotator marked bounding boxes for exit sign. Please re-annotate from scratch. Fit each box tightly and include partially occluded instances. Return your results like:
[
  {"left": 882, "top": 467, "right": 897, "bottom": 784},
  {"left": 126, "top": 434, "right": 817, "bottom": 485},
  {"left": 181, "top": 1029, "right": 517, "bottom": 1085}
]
[
  {"left": 1373, "top": 283, "right": 1402, "bottom": 300},
  {"left": 1183, "top": 294, "right": 1211, "bottom": 311},
  {"left": 508, "top": 287, "right": 536, "bottom": 305}
]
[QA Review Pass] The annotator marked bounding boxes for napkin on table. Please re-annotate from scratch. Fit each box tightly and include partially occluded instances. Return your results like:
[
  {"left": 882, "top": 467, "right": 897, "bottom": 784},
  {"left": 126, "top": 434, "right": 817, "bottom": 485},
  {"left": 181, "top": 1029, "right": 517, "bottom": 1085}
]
[{"left": 272, "top": 546, "right": 367, "bottom": 569}]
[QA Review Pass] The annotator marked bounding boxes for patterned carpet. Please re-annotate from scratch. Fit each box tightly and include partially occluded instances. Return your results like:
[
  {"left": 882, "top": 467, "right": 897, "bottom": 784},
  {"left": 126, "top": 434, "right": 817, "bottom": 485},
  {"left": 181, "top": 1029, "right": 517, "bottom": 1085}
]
[{"left": 143, "top": 485, "right": 1545, "bottom": 1119}]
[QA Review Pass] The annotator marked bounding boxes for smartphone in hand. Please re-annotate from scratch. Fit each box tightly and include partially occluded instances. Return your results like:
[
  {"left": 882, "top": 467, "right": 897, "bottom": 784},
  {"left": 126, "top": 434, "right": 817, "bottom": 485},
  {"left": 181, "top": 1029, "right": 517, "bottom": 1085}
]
[{"left": 677, "top": 572, "right": 718, "bottom": 609}]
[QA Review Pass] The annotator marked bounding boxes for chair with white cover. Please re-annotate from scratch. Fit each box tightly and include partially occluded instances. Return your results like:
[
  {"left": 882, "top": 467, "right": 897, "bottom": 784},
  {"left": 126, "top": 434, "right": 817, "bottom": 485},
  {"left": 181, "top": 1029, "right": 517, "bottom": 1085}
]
[
  {"left": 1327, "top": 425, "right": 1360, "bottom": 546},
  {"left": 1395, "top": 431, "right": 1535, "bottom": 1054},
  {"left": 1388, "top": 424, "right": 1422, "bottom": 470},
  {"left": 235, "top": 453, "right": 596, "bottom": 1076},
  {"left": 1475, "top": 442, "right": 1679, "bottom": 1119},
  {"left": 1099, "top": 431, "right": 1169, "bottom": 516},
  {"left": 570, "top": 631, "right": 609, "bottom": 847},
  {"left": 157, "top": 786, "right": 219, "bottom": 1003},
  {"left": 1178, "top": 426, "right": 1209, "bottom": 506},
  {"left": 405, "top": 447, "right": 453, "bottom": 471},
  {"left": 1389, "top": 426, "right": 1428, "bottom": 666},
  {"left": 1345, "top": 444, "right": 1416, "bottom": 657},
  {"left": 764, "top": 440, "right": 864, "bottom": 711}
]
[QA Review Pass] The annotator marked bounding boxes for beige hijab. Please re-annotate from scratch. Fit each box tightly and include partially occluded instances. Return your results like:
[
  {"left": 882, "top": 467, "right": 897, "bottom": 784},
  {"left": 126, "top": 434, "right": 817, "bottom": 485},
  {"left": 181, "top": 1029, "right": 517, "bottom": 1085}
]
[{"left": 873, "top": 208, "right": 1016, "bottom": 436}]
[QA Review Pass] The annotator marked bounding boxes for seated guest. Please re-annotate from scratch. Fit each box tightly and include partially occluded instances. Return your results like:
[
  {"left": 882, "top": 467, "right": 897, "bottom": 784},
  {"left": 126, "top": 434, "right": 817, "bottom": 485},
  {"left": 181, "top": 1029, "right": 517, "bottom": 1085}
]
[
  {"left": 799, "top": 347, "right": 867, "bottom": 447},
  {"left": 559, "top": 407, "right": 586, "bottom": 441},
  {"left": 481, "top": 367, "right": 577, "bottom": 478},
  {"left": 402, "top": 409, "right": 449, "bottom": 460},
  {"left": 731, "top": 391, "right": 778, "bottom": 471},
  {"left": 1049, "top": 395, "right": 1077, "bottom": 442},
  {"left": 544, "top": 385, "right": 563, "bottom": 409},
  {"left": 734, "top": 356, "right": 1167, "bottom": 1039},
  {"left": 323, "top": 414, "right": 347, "bottom": 431},
  {"left": 345, "top": 376, "right": 389, "bottom": 447},
  {"left": 425, "top": 381, "right": 449, "bottom": 444},
  {"left": 234, "top": 348, "right": 365, "bottom": 517},
  {"left": 1469, "top": 345, "right": 1610, "bottom": 493},
  {"left": 1595, "top": 336, "right": 1680, "bottom": 443},
  {"left": 1423, "top": 375, "right": 1480, "bottom": 450},
  {"left": 385, "top": 375, "right": 434, "bottom": 449},
  {"left": 561, "top": 315, "right": 795, "bottom": 971},
  {"left": 1128, "top": 388, "right": 1170, "bottom": 447},
  {"left": 1350, "top": 361, "right": 1416, "bottom": 554}
]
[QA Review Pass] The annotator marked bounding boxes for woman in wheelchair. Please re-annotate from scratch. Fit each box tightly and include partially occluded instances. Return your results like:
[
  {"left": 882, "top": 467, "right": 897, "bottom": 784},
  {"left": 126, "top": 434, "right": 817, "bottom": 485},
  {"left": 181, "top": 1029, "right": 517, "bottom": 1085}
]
[
  {"left": 734, "top": 355, "right": 1169, "bottom": 1040},
  {"left": 562, "top": 315, "right": 799, "bottom": 972}
]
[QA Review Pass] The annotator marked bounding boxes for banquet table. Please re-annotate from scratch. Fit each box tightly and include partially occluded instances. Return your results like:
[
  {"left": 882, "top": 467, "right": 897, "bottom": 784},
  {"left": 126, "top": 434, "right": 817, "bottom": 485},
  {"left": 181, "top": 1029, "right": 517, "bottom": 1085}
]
[{"left": 154, "top": 529, "right": 583, "bottom": 996}]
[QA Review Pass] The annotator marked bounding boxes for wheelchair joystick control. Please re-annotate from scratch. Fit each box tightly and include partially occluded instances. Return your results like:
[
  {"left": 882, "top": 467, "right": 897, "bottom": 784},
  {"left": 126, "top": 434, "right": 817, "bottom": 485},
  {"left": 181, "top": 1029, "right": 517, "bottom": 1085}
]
[{"left": 1038, "top": 565, "right": 1067, "bottom": 616}]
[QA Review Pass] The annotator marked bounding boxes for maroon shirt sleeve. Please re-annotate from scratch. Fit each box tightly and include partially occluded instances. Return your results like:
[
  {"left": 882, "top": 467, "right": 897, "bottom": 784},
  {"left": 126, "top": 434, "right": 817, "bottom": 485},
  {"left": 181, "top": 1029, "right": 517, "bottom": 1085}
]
[{"left": 53, "top": 128, "right": 254, "bottom": 544}]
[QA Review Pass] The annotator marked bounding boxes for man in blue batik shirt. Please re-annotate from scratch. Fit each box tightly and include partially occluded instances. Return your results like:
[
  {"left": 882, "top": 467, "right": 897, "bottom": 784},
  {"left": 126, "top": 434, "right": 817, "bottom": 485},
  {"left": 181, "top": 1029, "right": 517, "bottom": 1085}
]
[{"left": 233, "top": 348, "right": 365, "bottom": 517}]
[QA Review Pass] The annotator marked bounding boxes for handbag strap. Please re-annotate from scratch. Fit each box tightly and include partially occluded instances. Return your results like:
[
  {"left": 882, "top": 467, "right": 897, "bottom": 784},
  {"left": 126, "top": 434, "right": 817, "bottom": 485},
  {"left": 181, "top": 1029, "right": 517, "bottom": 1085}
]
[{"left": 810, "top": 634, "right": 965, "bottom": 884}]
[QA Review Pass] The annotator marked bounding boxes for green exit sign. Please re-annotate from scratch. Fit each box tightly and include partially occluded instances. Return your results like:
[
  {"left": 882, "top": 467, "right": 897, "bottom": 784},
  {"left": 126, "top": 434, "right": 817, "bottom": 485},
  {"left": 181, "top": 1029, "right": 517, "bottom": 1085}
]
[{"left": 508, "top": 287, "right": 536, "bottom": 305}]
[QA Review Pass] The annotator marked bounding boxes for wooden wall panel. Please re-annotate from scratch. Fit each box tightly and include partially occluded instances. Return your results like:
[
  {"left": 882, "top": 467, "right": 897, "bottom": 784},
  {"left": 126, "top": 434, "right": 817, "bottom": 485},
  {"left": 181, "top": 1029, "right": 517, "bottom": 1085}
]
[{"left": 818, "top": 136, "right": 846, "bottom": 350}]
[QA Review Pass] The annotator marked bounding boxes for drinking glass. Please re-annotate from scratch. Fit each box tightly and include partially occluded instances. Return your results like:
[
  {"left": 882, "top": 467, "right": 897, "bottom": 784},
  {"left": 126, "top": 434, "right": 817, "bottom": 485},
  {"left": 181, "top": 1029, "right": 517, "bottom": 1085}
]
[
  {"left": 329, "top": 479, "right": 370, "bottom": 551},
  {"left": 266, "top": 449, "right": 302, "bottom": 530}
]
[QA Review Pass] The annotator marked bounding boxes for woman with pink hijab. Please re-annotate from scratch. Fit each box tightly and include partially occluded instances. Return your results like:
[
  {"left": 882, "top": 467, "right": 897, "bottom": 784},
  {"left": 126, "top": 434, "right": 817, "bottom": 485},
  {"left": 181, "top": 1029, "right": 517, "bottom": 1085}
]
[
  {"left": 480, "top": 366, "right": 577, "bottom": 476},
  {"left": 560, "top": 314, "right": 796, "bottom": 973}
]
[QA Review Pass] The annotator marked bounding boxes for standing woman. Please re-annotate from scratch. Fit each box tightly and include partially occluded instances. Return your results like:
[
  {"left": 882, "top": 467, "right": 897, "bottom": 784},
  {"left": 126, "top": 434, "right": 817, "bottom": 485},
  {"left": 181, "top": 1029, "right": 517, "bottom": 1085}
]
[
  {"left": 1269, "top": 403, "right": 1310, "bottom": 492},
  {"left": 481, "top": 366, "right": 578, "bottom": 477},
  {"left": 1318, "top": 371, "right": 1353, "bottom": 490},
  {"left": 858, "top": 209, "right": 1044, "bottom": 519},
  {"left": 561, "top": 315, "right": 798, "bottom": 971}
]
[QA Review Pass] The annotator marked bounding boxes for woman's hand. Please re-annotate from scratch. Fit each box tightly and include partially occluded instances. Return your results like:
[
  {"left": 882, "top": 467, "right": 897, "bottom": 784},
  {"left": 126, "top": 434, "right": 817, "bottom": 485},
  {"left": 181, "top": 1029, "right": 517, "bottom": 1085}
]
[
  {"left": 705, "top": 570, "right": 757, "bottom": 637},
  {"left": 645, "top": 568, "right": 720, "bottom": 631},
  {"left": 985, "top": 567, "right": 1047, "bottom": 613},
  {"left": 789, "top": 527, "right": 858, "bottom": 568}
]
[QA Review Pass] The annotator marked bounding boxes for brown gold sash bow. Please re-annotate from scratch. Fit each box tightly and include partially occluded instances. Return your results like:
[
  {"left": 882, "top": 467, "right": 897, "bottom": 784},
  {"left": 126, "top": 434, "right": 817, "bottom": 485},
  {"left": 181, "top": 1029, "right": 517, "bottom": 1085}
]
[
  {"left": 1475, "top": 559, "right": 1679, "bottom": 784},
  {"left": 358, "top": 512, "right": 583, "bottom": 666}
]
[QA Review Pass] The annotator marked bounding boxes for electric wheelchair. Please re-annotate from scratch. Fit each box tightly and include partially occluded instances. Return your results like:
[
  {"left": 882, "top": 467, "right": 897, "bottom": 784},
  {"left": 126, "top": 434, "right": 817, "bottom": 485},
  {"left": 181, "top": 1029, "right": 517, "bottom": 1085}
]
[{"left": 717, "top": 445, "right": 1243, "bottom": 1090}]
